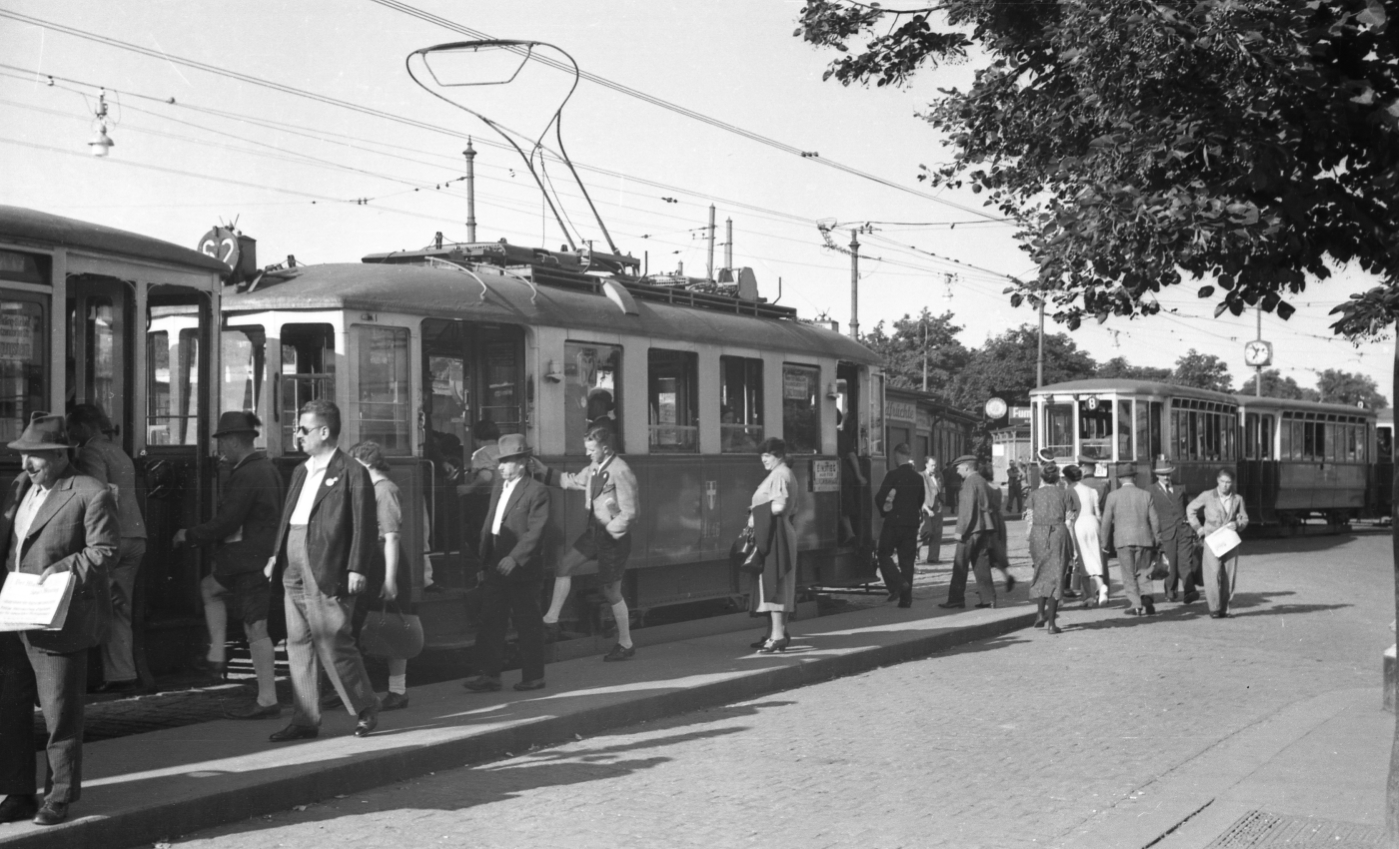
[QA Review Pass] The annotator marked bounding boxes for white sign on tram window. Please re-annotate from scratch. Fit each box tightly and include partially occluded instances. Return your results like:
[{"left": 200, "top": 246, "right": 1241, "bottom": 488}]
[
  {"left": 0, "top": 311, "right": 34, "bottom": 361},
  {"left": 783, "top": 370, "right": 811, "bottom": 401},
  {"left": 809, "top": 458, "right": 840, "bottom": 492}
]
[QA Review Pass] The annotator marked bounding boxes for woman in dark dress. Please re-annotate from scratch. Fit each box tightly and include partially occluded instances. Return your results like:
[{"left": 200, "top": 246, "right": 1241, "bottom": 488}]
[{"left": 1023, "top": 463, "right": 1079, "bottom": 633}]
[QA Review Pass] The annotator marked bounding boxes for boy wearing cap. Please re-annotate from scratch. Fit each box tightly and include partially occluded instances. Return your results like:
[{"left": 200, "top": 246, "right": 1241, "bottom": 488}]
[
  {"left": 939, "top": 454, "right": 999, "bottom": 609},
  {"left": 0, "top": 412, "right": 119, "bottom": 826},
  {"left": 175, "top": 411, "right": 284, "bottom": 719}
]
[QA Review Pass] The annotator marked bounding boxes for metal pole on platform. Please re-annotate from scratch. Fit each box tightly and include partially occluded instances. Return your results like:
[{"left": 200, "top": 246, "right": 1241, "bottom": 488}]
[{"left": 463, "top": 138, "right": 477, "bottom": 242}]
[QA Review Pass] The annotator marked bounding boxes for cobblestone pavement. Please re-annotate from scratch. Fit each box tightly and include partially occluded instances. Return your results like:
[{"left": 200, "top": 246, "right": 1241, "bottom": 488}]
[{"left": 166, "top": 529, "right": 1392, "bottom": 849}]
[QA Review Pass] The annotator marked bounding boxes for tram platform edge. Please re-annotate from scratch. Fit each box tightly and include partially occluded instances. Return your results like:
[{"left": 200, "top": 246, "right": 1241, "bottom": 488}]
[{"left": 0, "top": 600, "right": 1036, "bottom": 849}]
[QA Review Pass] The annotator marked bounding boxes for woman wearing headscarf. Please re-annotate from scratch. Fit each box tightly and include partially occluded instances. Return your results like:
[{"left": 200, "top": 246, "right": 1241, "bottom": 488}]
[
  {"left": 1023, "top": 462, "right": 1079, "bottom": 633},
  {"left": 748, "top": 437, "right": 799, "bottom": 653}
]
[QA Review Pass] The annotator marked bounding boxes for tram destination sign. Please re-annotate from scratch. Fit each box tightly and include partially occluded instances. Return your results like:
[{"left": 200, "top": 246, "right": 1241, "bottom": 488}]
[{"left": 809, "top": 458, "right": 840, "bottom": 492}]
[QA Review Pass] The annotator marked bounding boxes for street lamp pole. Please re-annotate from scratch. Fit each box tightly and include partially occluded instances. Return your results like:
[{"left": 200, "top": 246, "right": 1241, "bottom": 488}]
[{"left": 849, "top": 228, "right": 860, "bottom": 339}]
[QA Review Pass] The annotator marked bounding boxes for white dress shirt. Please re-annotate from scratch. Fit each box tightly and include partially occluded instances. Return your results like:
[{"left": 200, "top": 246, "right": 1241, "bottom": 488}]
[
  {"left": 11, "top": 482, "right": 51, "bottom": 572},
  {"left": 491, "top": 476, "right": 521, "bottom": 536},
  {"left": 289, "top": 449, "right": 338, "bottom": 526}
]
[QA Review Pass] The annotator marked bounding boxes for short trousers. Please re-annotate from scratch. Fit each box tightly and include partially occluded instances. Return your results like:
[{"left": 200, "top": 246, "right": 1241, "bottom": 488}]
[
  {"left": 213, "top": 570, "right": 272, "bottom": 626},
  {"left": 563, "top": 520, "right": 632, "bottom": 584}
]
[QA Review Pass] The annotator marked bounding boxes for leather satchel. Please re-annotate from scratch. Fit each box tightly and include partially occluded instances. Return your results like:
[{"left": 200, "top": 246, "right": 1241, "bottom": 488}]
[
  {"left": 359, "top": 599, "right": 425, "bottom": 660},
  {"left": 730, "top": 527, "right": 765, "bottom": 575}
]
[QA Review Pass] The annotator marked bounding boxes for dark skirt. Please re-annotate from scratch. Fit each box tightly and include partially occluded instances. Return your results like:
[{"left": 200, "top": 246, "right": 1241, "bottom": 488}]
[{"left": 1028, "top": 524, "right": 1073, "bottom": 600}]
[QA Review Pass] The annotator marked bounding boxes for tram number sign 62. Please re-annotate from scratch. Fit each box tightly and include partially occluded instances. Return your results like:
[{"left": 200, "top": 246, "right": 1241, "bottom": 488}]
[{"left": 198, "top": 226, "right": 240, "bottom": 271}]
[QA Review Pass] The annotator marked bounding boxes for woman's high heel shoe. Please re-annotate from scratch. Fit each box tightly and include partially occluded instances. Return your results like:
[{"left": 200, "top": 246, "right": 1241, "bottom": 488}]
[{"left": 757, "top": 634, "right": 790, "bottom": 654}]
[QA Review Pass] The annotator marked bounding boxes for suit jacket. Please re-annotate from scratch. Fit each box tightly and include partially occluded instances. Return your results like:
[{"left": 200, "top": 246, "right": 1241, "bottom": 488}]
[
  {"left": 0, "top": 467, "right": 119, "bottom": 653},
  {"left": 543, "top": 453, "right": 638, "bottom": 539},
  {"left": 187, "top": 451, "right": 284, "bottom": 576},
  {"left": 875, "top": 463, "right": 925, "bottom": 528},
  {"left": 1186, "top": 489, "right": 1250, "bottom": 537},
  {"left": 478, "top": 475, "right": 550, "bottom": 582},
  {"left": 272, "top": 448, "right": 380, "bottom": 596},
  {"left": 75, "top": 435, "right": 147, "bottom": 539},
  {"left": 955, "top": 473, "right": 997, "bottom": 540},
  {"left": 1149, "top": 482, "right": 1191, "bottom": 540},
  {"left": 1100, "top": 482, "right": 1161, "bottom": 550}
]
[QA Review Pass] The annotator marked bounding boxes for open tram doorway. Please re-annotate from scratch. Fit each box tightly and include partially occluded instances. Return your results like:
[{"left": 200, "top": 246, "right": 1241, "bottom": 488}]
[
  {"left": 421, "top": 317, "right": 526, "bottom": 578},
  {"left": 836, "top": 361, "right": 872, "bottom": 549}
]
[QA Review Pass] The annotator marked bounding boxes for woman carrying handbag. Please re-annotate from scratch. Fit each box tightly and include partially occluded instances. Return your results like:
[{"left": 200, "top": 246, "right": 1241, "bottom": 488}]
[{"left": 746, "top": 437, "right": 800, "bottom": 653}]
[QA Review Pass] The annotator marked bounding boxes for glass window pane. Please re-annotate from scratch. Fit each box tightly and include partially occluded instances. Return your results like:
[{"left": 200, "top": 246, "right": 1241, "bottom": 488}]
[
  {"left": 481, "top": 339, "right": 522, "bottom": 435},
  {"left": 354, "top": 325, "right": 410, "bottom": 454},
  {"left": 649, "top": 349, "right": 699, "bottom": 452},
  {"left": 1117, "top": 399, "right": 1132, "bottom": 461},
  {"left": 221, "top": 326, "right": 266, "bottom": 448},
  {"left": 1046, "top": 402, "right": 1074, "bottom": 458},
  {"left": 782, "top": 363, "right": 820, "bottom": 455},
  {"left": 1078, "top": 399, "right": 1111, "bottom": 460},
  {"left": 146, "top": 305, "right": 201, "bottom": 446},
  {"left": 0, "top": 295, "right": 46, "bottom": 445},
  {"left": 720, "top": 355, "right": 763, "bottom": 453},
  {"left": 280, "top": 323, "right": 335, "bottom": 450},
  {"left": 868, "top": 372, "right": 884, "bottom": 457},
  {"left": 566, "top": 342, "right": 623, "bottom": 454},
  {"left": 86, "top": 297, "right": 118, "bottom": 421}
]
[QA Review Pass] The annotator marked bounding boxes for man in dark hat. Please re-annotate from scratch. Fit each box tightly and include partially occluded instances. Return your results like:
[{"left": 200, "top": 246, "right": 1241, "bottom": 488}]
[
  {"left": 463, "top": 433, "right": 551, "bottom": 692},
  {"left": 1100, "top": 461, "right": 1161, "bottom": 615},
  {"left": 874, "top": 443, "right": 925, "bottom": 607},
  {"left": 174, "top": 411, "right": 284, "bottom": 719},
  {"left": 0, "top": 412, "right": 119, "bottom": 826},
  {"left": 939, "top": 454, "right": 999, "bottom": 610},
  {"left": 265, "top": 399, "right": 382, "bottom": 742},
  {"left": 1150, "top": 464, "right": 1199, "bottom": 604}
]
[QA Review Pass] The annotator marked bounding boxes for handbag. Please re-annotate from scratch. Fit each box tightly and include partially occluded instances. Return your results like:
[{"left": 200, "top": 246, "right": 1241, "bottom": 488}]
[
  {"left": 359, "top": 599, "right": 425, "bottom": 660},
  {"left": 730, "top": 526, "right": 766, "bottom": 575}
]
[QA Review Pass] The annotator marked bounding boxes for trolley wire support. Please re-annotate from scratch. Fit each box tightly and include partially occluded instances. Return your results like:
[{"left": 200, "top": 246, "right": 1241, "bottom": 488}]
[{"left": 405, "top": 39, "right": 620, "bottom": 256}]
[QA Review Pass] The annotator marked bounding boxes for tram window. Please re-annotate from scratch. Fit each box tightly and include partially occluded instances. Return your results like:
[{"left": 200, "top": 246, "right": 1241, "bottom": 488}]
[
  {"left": 1379, "top": 427, "right": 1393, "bottom": 462},
  {"left": 0, "top": 296, "right": 46, "bottom": 445},
  {"left": 1045, "top": 402, "right": 1073, "bottom": 458},
  {"left": 427, "top": 354, "right": 468, "bottom": 449},
  {"left": 565, "top": 342, "right": 623, "bottom": 454},
  {"left": 1260, "top": 416, "right": 1273, "bottom": 460},
  {"left": 354, "top": 325, "right": 411, "bottom": 454},
  {"left": 648, "top": 349, "right": 699, "bottom": 452},
  {"left": 481, "top": 338, "right": 523, "bottom": 435},
  {"left": 221, "top": 326, "right": 267, "bottom": 448},
  {"left": 280, "top": 323, "right": 335, "bottom": 450},
  {"left": 1326, "top": 423, "right": 1339, "bottom": 462},
  {"left": 1244, "top": 414, "right": 1257, "bottom": 461},
  {"left": 1078, "top": 400, "right": 1111, "bottom": 460},
  {"left": 868, "top": 372, "right": 885, "bottom": 457},
  {"left": 1148, "top": 402, "right": 1163, "bottom": 460},
  {"left": 782, "top": 363, "right": 820, "bottom": 455},
  {"left": 147, "top": 305, "right": 201, "bottom": 446},
  {"left": 75, "top": 297, "right": 119, "bottom": 422},
  {"left": 719, "top": 355, "right": 763, "bottom": 453},
  {"left": 1116, "top": 400, "right": 1132, "bottom": 461}
]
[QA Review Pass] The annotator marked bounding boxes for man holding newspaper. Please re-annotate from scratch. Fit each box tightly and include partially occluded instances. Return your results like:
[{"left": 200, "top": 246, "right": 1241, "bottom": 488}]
[{"left": 1186, "top": 468, "right": 1250, "bottom": 620}]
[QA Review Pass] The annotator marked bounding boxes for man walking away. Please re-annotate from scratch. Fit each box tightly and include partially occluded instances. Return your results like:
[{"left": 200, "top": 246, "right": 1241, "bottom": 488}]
[
  {"left": 1100, "top": 462, "right": 1161, "bottom": 616},
  {"left": 1150, "top": 464, "right": 1199, "bottom": 605},
  {"left": 175, "top": 411, "right": 283, "bottom": 719},
  {"left": 265, "top": 400, "right": 381, "bottom": 742},
  {"left": 939, "top": 455, "right": 998, "bottom": 610},
  {"left": 67, "top": 404, "right": 146, "bottom": 694},
  {"left": 875, "top": 443, "right": 925, "bottom": 607}
]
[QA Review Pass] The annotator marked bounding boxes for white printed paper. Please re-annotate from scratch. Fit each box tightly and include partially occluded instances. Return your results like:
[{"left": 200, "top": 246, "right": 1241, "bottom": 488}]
[
  {"left": 0, "top": 571, "right": 75, "bottom": 631},
  {"left": 1205, "top": 527, "right": 1242, "bottom": 559}
]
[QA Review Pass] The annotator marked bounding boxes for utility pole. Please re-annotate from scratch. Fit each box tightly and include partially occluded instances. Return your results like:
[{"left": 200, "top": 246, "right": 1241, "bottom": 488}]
[
  {"left": 724, "top": 217, "right": 733, "bottom": 272},
  {"left": 463, "top": 138, "right": 477, "bottom": 242},
  {"left": 1255, "top": 305, "right": 1263, "bottom": 398},
  {"left": 849, "top": 228, "right": 860, "bottom": 339},
  {"left": 921, "top": 314, "right": 929, "bottom": 392},
  {"left": 706, "top": 204, "right": 716, "bottom": 281},
  {"left": 1037, "top": 296, "right": 1045, "bottom": 388}
]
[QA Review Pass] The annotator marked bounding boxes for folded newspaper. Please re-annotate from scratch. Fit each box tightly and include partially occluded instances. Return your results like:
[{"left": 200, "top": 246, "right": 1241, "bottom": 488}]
[
  {"left": 0, "top": 571, "right": 75, "bottom": 631},
  {"left": 1205, "top": 526, "right": 1242, "bottom": 559}
]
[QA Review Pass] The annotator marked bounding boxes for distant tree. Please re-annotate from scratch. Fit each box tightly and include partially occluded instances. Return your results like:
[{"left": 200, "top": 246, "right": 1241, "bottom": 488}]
[
  {"left": 949, "top": 325, "right": 1096, "bottom": 410},
  {"left": 1315, "top": 368, "right": 1389, "bottom": 409},
  {"left": 1237, "top": 369, "right": 1320, "bottom": 401},
  {"left": 1096, "top": 356, "right": 1172, "bottom": 382},
  {"left": 860, "top": 309, "right": 970, "bottom": 401},
  {"left": 1170, "top": 350, "right": 1233, "bottom": 392}
]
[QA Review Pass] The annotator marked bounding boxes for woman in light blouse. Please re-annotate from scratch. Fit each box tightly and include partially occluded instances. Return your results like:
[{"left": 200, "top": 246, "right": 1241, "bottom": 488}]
[
  {"left": 748, "top": 437, "right": 799, "bottom": 653},
  {"left": 1187, "top": 467, "right": 1249, "bottom": 619}
]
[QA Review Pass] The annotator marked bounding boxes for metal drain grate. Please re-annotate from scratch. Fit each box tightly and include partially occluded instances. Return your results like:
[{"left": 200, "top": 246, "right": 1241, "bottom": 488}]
[{"left": 1205, "top": 810, "right": 1385, "bottom": 848}]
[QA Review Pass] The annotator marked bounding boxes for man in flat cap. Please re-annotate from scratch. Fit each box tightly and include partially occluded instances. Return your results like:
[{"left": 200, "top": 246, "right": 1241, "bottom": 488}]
[
  {"left": 939, "top": 454, "right": 999, "bottom": 610},
  {"left": 0, "top": 412, "right": 119, "bottom": 826},
  {"left": 1100, "top": 461, "right": 1161, "bottom": 615},
  {"left": 1149, "top": 463, "right": 1198, "bottom": 605}
]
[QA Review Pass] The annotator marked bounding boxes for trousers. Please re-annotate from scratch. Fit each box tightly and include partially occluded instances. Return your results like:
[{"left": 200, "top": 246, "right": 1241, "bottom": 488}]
[
  {"left": 0, "top": 633, "right": 86, "bottom": 803},
  {"left": 1159, "top": 531, "right": 1197, "bottom": 596},
  {"left": 475, "top": 575, "right": 545, "bottom": 681},
  {"left": 947, "top": 531, "right": 997, "bottom": 605},
  {"left": 1116, "top": 545, "right": 1157, "bottom": 609},
  {"left": 1202, "top": 545, "right": 1240, "bottom": 613},
  {"left": 102, "top": 537, "right": 147, "bottom": 682},
  {"left": 283, "top": 526, "right": 377, "bottom": 727},
  {"left": 919, "top": 510, "right": 944, "bottom": 563},
  {"left": 877, "top": 523, "right": 919, "bottom": 603}
]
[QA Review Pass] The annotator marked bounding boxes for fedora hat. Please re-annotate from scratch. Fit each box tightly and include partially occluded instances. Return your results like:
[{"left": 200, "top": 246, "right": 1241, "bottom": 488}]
[
  {"left": 1036, "top": 448, "right": 1056, "bottom": 463},
  {"left": 951, "top": 454, "right": 978, "bottom": 468},
  {"left": 8, "top": 411, "right": 70, "bottom": 452},
  {"left": 496, "top": 433, "right": 532, "bottom": 461},
  {"left": 1114, "top": 460, "right": 1139, "bottom": 476},
  {"left": 1152, "top": 463, "right": 1176, "bottom": 476},
  {"left": 213, "top": 410, "right": 262, "bottom": 437}
]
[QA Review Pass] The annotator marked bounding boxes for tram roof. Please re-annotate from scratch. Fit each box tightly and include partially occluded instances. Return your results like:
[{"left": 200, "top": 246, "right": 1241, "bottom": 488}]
[
  {"left": 223, "top": 262, "right": 880, "bottom": 363},
  {"left": 1232, "top": 394, "right": 1379, "bottom": 418},
  {"left": 0, "top": 205, "right": 230, "bottom": 275},
  {"left": 1030, "top": 378, "right": 1236, "bottom": 404}
]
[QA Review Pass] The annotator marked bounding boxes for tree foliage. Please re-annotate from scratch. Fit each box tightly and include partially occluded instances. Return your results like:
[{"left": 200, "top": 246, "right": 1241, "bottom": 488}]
[
  {"left": 1237, "top": 368, "right": 1320, "bottom": 401},
  {"left": 1097, "top": 356, "right": 1172, "bottom": 382},
  {"left": 797, "top": 0, "right": 1399, "bottom": 335},
  {"left": 1315, "top": 367, "right": 1390, "bottom": 408},
  {"left": 1170, "top": 349, "right": 1233, "bottom": 392},
  {"left": 859, "top": 309, "right": 970, "bottom": 399},
  {"left": 948, "top": 325, "right": 1097, "bottom": 409}
]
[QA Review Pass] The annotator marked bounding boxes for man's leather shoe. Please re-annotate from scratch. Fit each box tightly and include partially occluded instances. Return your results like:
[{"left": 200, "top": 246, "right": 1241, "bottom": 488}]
[
  {"left": 1210, "top": 611, "right": 1228, "bottom": 619},
  {"left": 268, "top": 724, "right": 319, "bottom": 743},
  {"left": 354, "top": 703, "right": 380, "bottom": 738},
  {"left": 937, "top": 601, "right": 964, "bottom": 609},
  {"left": 380, "top": 691, "right": 410, "bottom": 711},
  {"left": 1005, "top": 575, "right": 1016, "bottom": 593},
  {"left": 975, "top": 601, "right": 996, "bottom": 609},
  {"left": 461, "top": 675, "right": 502, "bottom": 692},
  {"left": 1183, "top": 591, "right": 1200, "bottom": 604},
  {"left": 0, "top": 794, "right": 38, "bottom": 824},
  {"left": 225, "top": 701, "right": 281, "bottom": 720},
  {"left": 897, "top": 600, "right": 912, "bottom": 609},
  {"left": 513, "top": 678, "right": 546, "bottom": 691},
  {"left": 32, "top": 800, "right": 67, "bottom": 826}
]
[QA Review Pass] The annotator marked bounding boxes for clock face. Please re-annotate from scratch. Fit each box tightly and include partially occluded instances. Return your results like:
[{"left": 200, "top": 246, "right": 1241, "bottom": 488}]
[
  {"left": 1244, "top": 340, "right": 1272, "bottom": 367},
  {"left": 984, "top": 397, "right": 1008, "bottom": 419}
]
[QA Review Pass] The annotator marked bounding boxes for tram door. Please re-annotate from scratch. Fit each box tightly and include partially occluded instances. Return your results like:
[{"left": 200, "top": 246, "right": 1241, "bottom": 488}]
[{"left": 836, "top": 362, "right": 872, "bottom": 548}]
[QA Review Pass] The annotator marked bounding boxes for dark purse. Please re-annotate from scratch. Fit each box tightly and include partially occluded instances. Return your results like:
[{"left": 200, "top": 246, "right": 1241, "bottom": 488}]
[
  {"left": 359, "top": 599, "right": 425, "bottom": 660},
  {"left": 730, "top": 526, "right": 766, "bottom": 575}
]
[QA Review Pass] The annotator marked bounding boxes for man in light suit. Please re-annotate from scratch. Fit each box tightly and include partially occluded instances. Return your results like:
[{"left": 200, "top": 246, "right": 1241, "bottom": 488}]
[
  {"left": 1149, "top": 463, "right": 1199, "bottom": 605},
  {"left": 1187, "top": 468, "right": 1250, "bottom": 619},
  {"left": 0, "top": 412, "right": 119, "bottom": 826},
  {"left": 1100, "top": 461, "right": 1161, "bottom": 616},
  {"left": 939, "top": 455, "right": 998, "bottom": 610},
  {"left": 264, "top": 399, "right": 381, "bottom": 742},
  {"left": 463, "top": 434, "right": 550, "bottom": 692}
]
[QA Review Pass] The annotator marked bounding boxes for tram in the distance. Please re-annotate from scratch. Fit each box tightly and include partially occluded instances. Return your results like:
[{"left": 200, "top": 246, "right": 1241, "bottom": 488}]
[
  {"left": 1030, "top": 378, "right": 1383, "bottom": 529},
  {"left": 0, "top": 205, "right": 227, "bottom": 681}
]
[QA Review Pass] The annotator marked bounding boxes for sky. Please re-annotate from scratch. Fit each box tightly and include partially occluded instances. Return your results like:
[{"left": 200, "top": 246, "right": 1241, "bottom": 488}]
[{"left": 0, "top": 1, "right": 1391, "bottom": 402}]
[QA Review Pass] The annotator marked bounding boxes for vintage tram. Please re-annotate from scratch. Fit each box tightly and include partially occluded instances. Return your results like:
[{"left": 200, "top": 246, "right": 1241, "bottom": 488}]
[
  {"left": 0, "top": 205, "right": 227, "bottom": 680},
  {"left": 219, "top": 239, "right": 890, "bottom": 647},
  {"left": 1029, "top": 378, "right": 1382, "bottom": 529}
]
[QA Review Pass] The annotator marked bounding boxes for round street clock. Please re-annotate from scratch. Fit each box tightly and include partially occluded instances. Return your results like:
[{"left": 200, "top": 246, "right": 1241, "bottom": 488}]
[
  {"left": 1244, "top": 340, "right": 1273, "bottom": 367},
  {"left": 984, "top": 396, "right": 1008, "bottom": 419}
]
